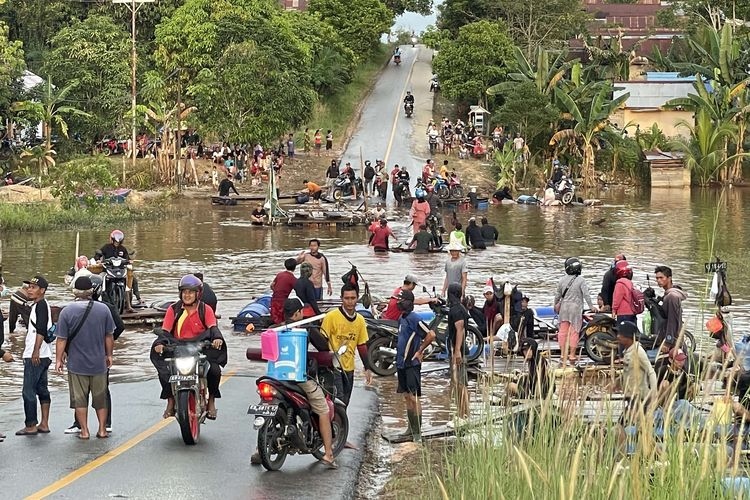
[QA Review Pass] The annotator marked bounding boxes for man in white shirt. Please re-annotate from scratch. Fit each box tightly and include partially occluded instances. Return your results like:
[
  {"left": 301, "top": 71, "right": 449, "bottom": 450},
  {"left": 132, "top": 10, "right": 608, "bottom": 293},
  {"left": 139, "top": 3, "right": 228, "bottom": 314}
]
[{"left": 17, "top": 275, "right": 53, "bottom": 436}]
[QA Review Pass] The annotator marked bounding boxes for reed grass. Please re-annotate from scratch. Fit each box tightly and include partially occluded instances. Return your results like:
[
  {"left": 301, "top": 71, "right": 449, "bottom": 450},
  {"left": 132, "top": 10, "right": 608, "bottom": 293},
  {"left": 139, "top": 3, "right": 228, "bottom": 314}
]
[{"left": 0, "top": 203, "right": 165, "bottom": 231}]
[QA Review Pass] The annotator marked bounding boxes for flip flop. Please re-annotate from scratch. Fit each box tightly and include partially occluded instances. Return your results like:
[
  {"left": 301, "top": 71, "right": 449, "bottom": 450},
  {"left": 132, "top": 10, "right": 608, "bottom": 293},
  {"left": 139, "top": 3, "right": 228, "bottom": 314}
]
[
  {"left": 15, "top": 429, "right": 38, "bottom": 436},
  {"left": 163, "top": 409, "right": 176, "bottom": 419},
  {"left": 207, "top": 410, "right": 218, "bottom": 420},
  {"left": 96, "top": 433, "right": 109, "bottom": 439},
  {"left": 319, "top": 458, "right": 339, "bottom": 470},
  {"left": 37, "top": 429, "right": 50, "bottom": 434}
]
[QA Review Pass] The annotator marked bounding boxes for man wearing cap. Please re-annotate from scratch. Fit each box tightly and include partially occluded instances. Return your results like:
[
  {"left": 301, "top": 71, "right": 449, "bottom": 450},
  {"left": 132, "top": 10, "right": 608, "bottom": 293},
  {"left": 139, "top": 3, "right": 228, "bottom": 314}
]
[
  {"left": 369, "top": 217, "right": 396, "bottom": 253},
  {"left": 394, "top": 289, "right": 436, "bottom": 442},
  {"left": 600, "top": 253, "right": 626, "bottom": 312},
  {"left": 615, "top": 321, "right": 657, "bottom": 439},
  {"left": 442, "top": 242, "right": 468, "bottom": 297},
  {"left": 381, "top": 275, "right": 436, "bottom": 321},
  {"left": 55, "top": 276, "right": 116, "bottom": 439},
  {"left": 16, "top": 276, "right": 53, "bottom": 436}
]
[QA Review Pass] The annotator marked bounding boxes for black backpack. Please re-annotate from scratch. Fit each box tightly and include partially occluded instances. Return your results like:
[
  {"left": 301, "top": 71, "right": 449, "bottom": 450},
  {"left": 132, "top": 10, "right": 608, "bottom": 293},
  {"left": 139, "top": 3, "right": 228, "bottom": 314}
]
[{"left": 169, "top": 301, "right": 207, "bottom": 335}]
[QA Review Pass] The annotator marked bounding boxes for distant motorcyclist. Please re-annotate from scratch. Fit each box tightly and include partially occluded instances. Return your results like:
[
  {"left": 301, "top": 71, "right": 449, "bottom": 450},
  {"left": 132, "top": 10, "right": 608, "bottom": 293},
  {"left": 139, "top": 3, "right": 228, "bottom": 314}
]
[
  {"left": 97, "top": 230, "right": 137, "bottom": 312},
  {"left": 403, "top": 91, "right": 415, "bottom": 107}
]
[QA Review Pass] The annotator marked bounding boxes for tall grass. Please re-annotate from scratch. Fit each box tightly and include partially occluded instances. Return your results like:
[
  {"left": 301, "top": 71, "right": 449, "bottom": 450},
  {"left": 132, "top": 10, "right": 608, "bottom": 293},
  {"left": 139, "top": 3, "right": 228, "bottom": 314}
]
[
  {"left": 305, "top": 46, "right": 391, "bottom": 142},
  {"left": 0, "top": 203, "right": 166, "bottom": 231}
]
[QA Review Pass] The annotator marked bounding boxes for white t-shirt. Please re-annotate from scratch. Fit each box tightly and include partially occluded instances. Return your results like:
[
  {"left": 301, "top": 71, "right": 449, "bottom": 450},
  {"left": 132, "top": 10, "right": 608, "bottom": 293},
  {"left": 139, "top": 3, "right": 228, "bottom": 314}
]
[
  {"left": 24, "top": 299, "right": 53, "bottom": 359},
  {"left": 513, "top": 137, "right": 525, "bottom": 150}
]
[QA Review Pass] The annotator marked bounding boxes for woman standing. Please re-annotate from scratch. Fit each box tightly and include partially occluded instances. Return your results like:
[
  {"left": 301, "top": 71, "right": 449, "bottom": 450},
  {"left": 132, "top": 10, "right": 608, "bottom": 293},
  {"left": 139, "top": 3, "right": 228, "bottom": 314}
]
[
  {"left": 554, "top": 257, "right": 595, "bottom": 365},
  {"left": 314, "top": 129, "right": 322, "bottom": 157},
  {"left": 612, "top": 260, "right": 637, "bottom": 324},
  {"left": 409, "top": 189, "right": 431, "bottom": 235},
  {"left": 325, "top": 130, "right": 333, "bottom": 156}
]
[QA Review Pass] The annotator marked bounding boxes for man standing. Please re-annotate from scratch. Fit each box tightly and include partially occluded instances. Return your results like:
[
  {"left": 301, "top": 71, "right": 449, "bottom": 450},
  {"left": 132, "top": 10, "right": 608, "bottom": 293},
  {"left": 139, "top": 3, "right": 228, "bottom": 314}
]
[
  {"left": 446, "top": 283, "right": 470, "bottom": 427},
  {"left": 480, "top": 217, "right": 498, "bottom": 246},
  {"left": 218, "top": 173, "right": 240, "bottom": 197},
  {"left": 296, "top": 239, "right": 332, "bottom": 299},
  {"left": 654, "top": 265, "right": 688, "bottom": 347},
  {"left": 381, "top": 275, "right": 435, "bottom": 321},
  {"left": 442, "top": 242, "right": 468, "bottom": 297},
  {"left": 17, "top": 275, "right": 52, "bottom": 436},
  {"left": 55, "top": 276, "right": 115, "bottom": 440},
  {"left": 320, "top": 283, "right": 372, "bottom": 406},
  {"left": 600, "top": 253, "right": 626, "bottom": 312},
  {"left": 394, "top": 289, "right": 436, "bottom": 442},
  {"left": 270, "top": 259, "right": 298, "bottom": 325},
  {"left": 325, "top": 159, "right": 339, "bottom": 197},
  {"left": 363, "top": 160, "right": 376, "bottom": 197}
]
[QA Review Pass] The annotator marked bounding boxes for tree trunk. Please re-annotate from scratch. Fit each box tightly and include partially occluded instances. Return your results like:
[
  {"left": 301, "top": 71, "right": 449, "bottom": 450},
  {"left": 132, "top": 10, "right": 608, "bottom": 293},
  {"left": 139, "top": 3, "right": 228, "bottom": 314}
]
[
  {"left": 582, "top": 142, "right": 596, "bottom": 187},
  {"left": 732, "top": 119, "right": 745, "bottom": 182}
]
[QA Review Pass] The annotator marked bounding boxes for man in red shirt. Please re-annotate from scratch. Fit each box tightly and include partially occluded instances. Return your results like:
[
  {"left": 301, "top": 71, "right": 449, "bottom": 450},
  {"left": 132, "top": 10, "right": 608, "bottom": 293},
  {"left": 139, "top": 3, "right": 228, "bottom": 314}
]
[
  {"left": 369, "top": 218, "right": 396, "bottom": 253},
  {"left": 381, "top": 274, "right": 436, "bottom": 321},
  {"left": 270, "top": 259, "right": 298, "bottom": 324}
]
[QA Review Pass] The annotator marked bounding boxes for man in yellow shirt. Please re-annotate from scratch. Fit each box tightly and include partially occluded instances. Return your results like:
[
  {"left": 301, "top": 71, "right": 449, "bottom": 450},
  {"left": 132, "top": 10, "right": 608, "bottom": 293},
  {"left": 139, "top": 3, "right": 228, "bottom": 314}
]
[{"left": 320, "top": 283, "right": 372, "bottom": 406}]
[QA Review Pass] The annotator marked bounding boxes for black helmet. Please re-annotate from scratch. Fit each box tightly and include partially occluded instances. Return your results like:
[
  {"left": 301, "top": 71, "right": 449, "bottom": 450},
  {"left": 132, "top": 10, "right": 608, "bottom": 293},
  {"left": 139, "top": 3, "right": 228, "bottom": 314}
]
[
  {"left": 564, "top": 257, "right": 582, "bottom": 276},
  {"left": 365, "top": 160, "right": 371, "bottom": 167},
  {"left": 447, "top": 283, "right": 462, "bottom": 304},
  {"left": 90, "top": 275, "right": 104, "bottom": 300}
]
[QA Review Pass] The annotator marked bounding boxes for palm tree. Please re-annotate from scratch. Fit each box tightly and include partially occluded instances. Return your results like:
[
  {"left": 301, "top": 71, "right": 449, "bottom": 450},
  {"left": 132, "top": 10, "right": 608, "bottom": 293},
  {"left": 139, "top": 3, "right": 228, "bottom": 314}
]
[
  {"left": 549, "top": 83, "right": 629, "bottom": 187},
  {"left": 12, "top": 78, "right": 91, "bottom": 153},
  {"left": 670, "top": 109, "right": 738, "bottom": 186},
  {"left": 141, "top": 101, "right": 196, "bottom": 183}
]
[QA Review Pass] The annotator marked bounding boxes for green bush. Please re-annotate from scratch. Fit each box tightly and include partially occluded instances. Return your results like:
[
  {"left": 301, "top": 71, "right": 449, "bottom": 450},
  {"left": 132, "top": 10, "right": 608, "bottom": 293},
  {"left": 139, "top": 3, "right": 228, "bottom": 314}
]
[{"left": 50, "top": 155, "right": 116, "bottom": 209}]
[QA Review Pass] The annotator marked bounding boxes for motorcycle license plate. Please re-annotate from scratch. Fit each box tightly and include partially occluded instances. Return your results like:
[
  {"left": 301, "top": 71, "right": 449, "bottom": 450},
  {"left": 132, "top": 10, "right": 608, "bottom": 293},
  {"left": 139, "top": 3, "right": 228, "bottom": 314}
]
[
  {"left": 169, "top": 375, "right": 197, "bottom": 383},
  {"left": 248, "top": 404, "right": 278, "bottom": 417}
]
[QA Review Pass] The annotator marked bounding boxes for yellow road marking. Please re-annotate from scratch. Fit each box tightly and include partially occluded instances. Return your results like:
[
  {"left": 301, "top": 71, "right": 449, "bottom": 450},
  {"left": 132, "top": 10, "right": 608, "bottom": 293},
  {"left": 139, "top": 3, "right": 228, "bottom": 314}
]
[
  {"left": 383, "top": 46, "right": 420, "bottom": 168},
  {"left": 26, "top": 370, "right": 237, "bottom": 500}
]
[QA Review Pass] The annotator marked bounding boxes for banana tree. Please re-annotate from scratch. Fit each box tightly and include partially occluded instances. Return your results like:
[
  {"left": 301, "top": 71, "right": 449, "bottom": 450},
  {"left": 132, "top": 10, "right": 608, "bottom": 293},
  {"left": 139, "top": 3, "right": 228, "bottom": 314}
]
[
  {"left": 19, "top": 145, "right": 55, "bottom": 199},
  {"left": 493, "top": 143, "right": 518, "bottom": 193},
  {"left": 486, "top": 46, "right": 577, "bottom": 97},
  {"left": 549, "top": 83, "right": 629, "bottom": 187},
  {"left": 12, "top": 78, "right": 91, "bottom": 153},
  {"left": 140, "top": 101, "right": 196, "bottom": 184},
  {"left": 671, "top": 108, "right": 739, "bottom": 186}
]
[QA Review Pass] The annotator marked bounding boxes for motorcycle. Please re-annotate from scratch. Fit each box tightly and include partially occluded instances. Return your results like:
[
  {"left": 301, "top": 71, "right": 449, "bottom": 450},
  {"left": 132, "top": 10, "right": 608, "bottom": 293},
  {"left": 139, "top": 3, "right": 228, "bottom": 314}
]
[
  {"left": 404, "top": 102, "right": 414, "bottom": 118},
  {"left": 583, "top": 284, "right": 696, "bottom": 363},
  {"left": 247, "top": 346, "right": 349, "bottom": 471},
  {"left": 428, "top": 134, "right": 439, "bottom": 155},
  {"left": 429, "top": 76, "right": 440, "bottom": 93},
  {"left": 163, "top": 340, "right": 213, "bottom": 445},
  {"left": 331, "top": 174, "right": 363, "bottom": 201},
  {"left": 427, "top": 214, "right": 444, "bottom": 248},
  {"left": 366, "top": 288, "right": 485, "bottom": 377},
  {"left": 394, "top": 54, "right": 401, "bottom": 66},
  {"left": 547, "top": 166, "right": 576, "bottom": 205},
  {"left": 415, "top": 177, "right": 433, "bottom": 195},
  {"left": 101, "top": 257, "right": 129, "bottom": 314},
  {"left": 431, "top": 176, "right": 450, "bottom": 199},
  {"left": 95, "top": 138, "right": 128, "bottom": 157},
  {"left": 411, "top": 36, "right": 417, "bottom": 47}
]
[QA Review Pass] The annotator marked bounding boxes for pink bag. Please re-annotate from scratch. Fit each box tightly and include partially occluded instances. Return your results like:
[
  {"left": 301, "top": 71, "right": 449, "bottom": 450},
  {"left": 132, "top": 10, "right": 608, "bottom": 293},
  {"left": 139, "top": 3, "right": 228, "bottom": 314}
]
[{"left": 260, "top": 329, "right": 279, "bottom": 362}]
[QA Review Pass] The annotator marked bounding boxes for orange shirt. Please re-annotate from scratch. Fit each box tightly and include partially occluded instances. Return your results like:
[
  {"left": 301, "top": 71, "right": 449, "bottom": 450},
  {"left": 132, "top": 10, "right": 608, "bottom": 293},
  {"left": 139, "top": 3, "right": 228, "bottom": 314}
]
[{"left": 306, "top": 182, "right": 322, "bottom": 193}]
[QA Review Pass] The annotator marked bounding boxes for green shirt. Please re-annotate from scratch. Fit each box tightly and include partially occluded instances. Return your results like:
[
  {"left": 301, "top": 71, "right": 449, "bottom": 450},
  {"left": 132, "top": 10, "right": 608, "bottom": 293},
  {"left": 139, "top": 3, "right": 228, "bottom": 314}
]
[{"left": 413, "top": 231, "right": 433, "bottom": 253}]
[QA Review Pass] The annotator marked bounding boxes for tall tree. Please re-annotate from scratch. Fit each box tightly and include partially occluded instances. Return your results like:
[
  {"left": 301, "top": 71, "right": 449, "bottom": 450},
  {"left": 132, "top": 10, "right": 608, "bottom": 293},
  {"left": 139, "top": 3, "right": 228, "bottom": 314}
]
[
  {"left": 43, "top": 14, "right": 130, "bottom": 141},
  {"left": 308, "top": 0, "right": 393, "bottom": 60},
  {"left": 0, "top": 17, "right": 25, "bottom": 129},
  {"left": 383, "top": 0, "right": 431, "bottom": 16},
  {"left": 432, "top": 20, "right": 514, "bottom": 106}
]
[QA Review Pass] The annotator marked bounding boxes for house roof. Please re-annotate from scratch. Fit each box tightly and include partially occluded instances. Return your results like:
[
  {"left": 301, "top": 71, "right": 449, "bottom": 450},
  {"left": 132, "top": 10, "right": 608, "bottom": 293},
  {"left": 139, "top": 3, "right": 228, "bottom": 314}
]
[{"left": 614, "top": 81, "right": 694, "bottom": 108}]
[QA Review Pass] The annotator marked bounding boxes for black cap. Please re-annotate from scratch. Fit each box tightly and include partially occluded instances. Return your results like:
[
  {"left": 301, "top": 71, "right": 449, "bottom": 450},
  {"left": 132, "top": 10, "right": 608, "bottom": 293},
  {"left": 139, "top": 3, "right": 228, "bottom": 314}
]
[
  {"left": 283, "top": 298, "right": 303, "bottom": 317},
  {"left": 613, "top": 320, "right": 640, "bottom": 338},
  {"left": 74, "top": 276, "right": 93, "bottom": 291},
  {"left": 23, "top": 275, "right": 48, "bottom": 289}
]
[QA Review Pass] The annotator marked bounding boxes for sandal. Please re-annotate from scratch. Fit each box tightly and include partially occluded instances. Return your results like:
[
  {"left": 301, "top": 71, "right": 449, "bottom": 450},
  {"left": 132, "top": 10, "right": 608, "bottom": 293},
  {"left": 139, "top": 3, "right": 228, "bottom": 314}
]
[
  {"left": 163, "top": 409, "right": 176, "bottom": 419},
  {"left": 319, "top": 457, "right": 339, "bottom": 469},
  {"left": 207, "top": 409, "right": 218, "bottom": 420}
]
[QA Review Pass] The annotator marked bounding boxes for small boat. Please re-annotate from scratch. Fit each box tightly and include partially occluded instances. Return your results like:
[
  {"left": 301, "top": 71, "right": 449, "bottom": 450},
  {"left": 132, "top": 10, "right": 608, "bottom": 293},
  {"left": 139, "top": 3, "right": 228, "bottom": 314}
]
[
  {"left": 231, "top": 295, "right": 374, "bottom": 331},
  {"left": 76, "top": 188, "right": 132, "bottom": 205}
]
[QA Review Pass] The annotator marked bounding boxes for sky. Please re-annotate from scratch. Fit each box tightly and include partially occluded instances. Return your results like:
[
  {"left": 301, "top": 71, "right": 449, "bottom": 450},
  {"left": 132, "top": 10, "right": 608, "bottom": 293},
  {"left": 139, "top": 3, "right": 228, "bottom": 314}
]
[{"left": 390, "top": 0, "right": 443, "bottom": 36}]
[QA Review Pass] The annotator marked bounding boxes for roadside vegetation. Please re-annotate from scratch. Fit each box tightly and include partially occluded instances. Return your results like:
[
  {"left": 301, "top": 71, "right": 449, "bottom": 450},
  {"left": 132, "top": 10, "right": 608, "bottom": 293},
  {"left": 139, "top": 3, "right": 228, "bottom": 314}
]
[
  {"left": 0, "top": 202, "right": 167, "bottom": 232},
  {"left": 424, "top": 0, "right": 750, "bottom": 187}
]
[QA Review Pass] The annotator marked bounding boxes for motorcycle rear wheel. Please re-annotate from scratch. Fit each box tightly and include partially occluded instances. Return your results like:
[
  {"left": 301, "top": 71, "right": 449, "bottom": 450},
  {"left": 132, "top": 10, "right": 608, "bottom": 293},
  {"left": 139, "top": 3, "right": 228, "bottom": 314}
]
[
  {"left": 258, "top": 407, "right": 288, "bottom": 471},
  {"left": 464, "top": 325, "right": 484, "bottom": 364},
  {"left": 332, "top": 188, "right": 343, "bottom": 201},
  {"left": 436, "top": 185, "right": 449, "bottom": 199},
  {"left": 450, "top": 185, "right": 464, "bottom": 199},
  {"left": 368, "top": 336, "right": 398, "bottom": 377},
  {"left": 585, "top": 332, "right": 617, "bottom": 363},
  {"left": 561, "top": 191, "right": 574, "bottom": 205},
  {"left": 312, "top": 403, "right": 349, "bottom": 459},
  {"left": 177, "top": 390, "right": 200, "bottom": 445}
]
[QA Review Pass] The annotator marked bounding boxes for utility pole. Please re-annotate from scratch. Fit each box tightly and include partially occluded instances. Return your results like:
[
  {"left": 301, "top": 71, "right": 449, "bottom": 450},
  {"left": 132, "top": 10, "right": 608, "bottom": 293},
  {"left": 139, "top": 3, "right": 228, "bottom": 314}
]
[{"left": 113, "top": 0, "right": 155, "bottom": 183}]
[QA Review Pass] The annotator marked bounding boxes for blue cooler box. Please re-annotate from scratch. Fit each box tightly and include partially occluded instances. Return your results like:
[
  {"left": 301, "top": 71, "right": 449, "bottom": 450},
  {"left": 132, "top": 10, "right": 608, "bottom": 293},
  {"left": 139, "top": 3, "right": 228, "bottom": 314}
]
[{"left": 266, "top": 329, "right": 308, "bottom": 382}]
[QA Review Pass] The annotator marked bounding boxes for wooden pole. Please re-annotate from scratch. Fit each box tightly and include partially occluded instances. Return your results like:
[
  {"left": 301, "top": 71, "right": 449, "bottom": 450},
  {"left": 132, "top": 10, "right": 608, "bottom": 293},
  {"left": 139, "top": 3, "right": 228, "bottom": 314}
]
[
  {"left": 360, "top": 146, "right": 367, "bottom": 212},
  {"left": 74, "top": 231, "right": 80, "bottom": 262}
]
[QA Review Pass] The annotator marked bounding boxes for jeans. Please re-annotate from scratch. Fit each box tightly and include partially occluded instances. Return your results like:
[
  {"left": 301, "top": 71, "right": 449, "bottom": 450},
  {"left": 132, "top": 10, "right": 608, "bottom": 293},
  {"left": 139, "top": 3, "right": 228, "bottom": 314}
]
[
  {"left": 314, "top": 288, "right": 323, "bottom": 300},
  {"left": 334, "top": 370, "right": 354, "bottom": 406},
  {"left": 22, "top": 358, "right": 51, "bottom": 426}
]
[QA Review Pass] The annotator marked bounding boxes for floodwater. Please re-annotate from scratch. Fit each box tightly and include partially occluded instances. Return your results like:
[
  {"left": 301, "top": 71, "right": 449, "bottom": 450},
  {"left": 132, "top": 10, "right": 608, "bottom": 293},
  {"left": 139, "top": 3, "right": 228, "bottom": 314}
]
[{"left": 1, "top": 187, "right": 749, "bottom": 490}]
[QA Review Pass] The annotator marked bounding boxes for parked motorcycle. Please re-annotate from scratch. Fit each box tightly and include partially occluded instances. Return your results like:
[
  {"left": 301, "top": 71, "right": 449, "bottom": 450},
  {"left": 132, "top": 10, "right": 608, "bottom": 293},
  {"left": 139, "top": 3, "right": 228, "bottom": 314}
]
[
  {"left": 95, "top": 138, "right": 128, "bottom": 157},
  {"left": 163, "top": 340, "right": 213, "bottom": 445},
  {"left": 331, "top": 174, "right": 363, "bottom": 201},
  {"left": 101, "top": 257, "right": 129, "bottom": 314},
  {"left": 583, "top": 285, "right": 696, "bottom": 362},
  {"left": 247, "top": 346, "right": 349, "bottom": 471},
  {"left": 428, "top": 134, "right": 439, "bottom": 155},
  {"left": 366, "top": 289, "right": 485, "bottom": 377},
  {"left": 404, "top": 102, "right": 414, "bottom": 118}
]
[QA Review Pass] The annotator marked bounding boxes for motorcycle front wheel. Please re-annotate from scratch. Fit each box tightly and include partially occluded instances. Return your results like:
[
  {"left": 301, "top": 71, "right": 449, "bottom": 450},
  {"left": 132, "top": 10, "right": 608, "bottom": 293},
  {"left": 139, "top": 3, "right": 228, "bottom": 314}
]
[
  {"left": 585, "top": 332, "right": 617, "bottom": 363},
  {"left": 450, "top": 185, "right": 464, "bottom": 199},
  {"left": 464, "top": 325, "right": 485, "bottom": 364},
  {"left": 113, "top": 285, "right": 126, "bottom": 315},
  {"left": 258, "top": 407, "right": 288, "bottom": 471},
  {"left": 177, "top": 390, "right": 200, "bottom": 445},
  {"left": 312, "top": 403, "right": 349, "bottom": 460},
  {"left": 436, "top": 185, "right": 449, "bottom": 199},
  {"left": 368, "top": 336, "right": 398, "bottom": 377},
  {"left": 561, "top": 190, "right": 574, "bottom": 205},
  {"left": 332, "top": 188, "right": 343, "bottom": 201}
]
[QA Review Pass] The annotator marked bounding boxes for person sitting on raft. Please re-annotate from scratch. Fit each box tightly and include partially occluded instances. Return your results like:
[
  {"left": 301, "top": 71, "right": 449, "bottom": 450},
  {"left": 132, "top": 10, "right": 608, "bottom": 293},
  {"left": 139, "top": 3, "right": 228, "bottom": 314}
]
[
  {"left": 506, "top": 338, "right": 553, "bottom": 399},
  {"left": 250, "top": 203, "right": 267, "bottom": 225}
]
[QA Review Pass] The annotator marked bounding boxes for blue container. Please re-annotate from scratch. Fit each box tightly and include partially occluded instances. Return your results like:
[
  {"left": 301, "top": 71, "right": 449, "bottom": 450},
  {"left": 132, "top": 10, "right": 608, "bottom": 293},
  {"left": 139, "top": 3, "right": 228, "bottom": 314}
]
[
  {"left": 255, "top": 295, "right": 272, "bottom": 309},
  {"left": 266, "top": 329, "right": 308, "bottom": 382}
]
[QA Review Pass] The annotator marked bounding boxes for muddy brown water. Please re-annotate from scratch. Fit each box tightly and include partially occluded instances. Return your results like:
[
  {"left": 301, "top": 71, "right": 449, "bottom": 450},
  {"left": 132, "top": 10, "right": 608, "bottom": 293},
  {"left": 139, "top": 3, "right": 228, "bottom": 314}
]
[{"left": 1, "top": 188, "right": 749, "bottom": 491}]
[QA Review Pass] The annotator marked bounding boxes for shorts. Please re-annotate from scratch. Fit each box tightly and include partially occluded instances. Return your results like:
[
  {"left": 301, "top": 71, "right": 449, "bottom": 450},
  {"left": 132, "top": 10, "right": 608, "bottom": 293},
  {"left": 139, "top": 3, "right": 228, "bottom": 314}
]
[
  {"left": 312, "top": 190, "right": 322, "bottom": 200},
  {"left": 298, "top": 379, "right": 329, "bottom": 416},
  {"left": 397, "top": 365, "right": 422, "bottom": 396},
  {"left": 325, "top": 141, "right": 333, "bottom": 150},
  {"left": 69, "top": 372, "right": 108, "bottom": 410}
]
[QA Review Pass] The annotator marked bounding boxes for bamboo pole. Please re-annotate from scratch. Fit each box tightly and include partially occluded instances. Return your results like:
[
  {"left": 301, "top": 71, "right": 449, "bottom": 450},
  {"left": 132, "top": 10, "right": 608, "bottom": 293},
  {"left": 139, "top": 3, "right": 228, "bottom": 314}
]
[
  {"left": 74, "top": 231, "right": 80, "bottom": 262},
  {"left": 360, "top": 146, "right": 367, "bottom": 212}
]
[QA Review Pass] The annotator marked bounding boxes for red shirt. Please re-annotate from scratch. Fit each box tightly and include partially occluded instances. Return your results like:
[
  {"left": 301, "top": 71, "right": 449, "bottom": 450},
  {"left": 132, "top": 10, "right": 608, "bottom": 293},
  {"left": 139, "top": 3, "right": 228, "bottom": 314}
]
[
  {"left": 162, "top": 303, "right": 217, "bottom": 340},
  {"left": 370, "top": 225, "right": 395, "bottom": 250},
  {"left": 271, "top": 271, "right": 297, "bottom": 301},
  {"left": 382, "top": 286, "right": 402, "bottom": 320}
]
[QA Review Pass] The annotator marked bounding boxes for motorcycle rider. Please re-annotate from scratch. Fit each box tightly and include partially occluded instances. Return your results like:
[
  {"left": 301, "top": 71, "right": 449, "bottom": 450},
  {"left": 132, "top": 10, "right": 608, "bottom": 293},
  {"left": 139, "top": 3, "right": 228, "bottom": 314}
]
[
  {"left": 97, "top": 230, "right": 138, "bottom": 313},
  {"left": 251, "top": 298, "right": 337, "bottom": 468},
  {"left": 382, "top": 275, "right": 436, "bottom": 321},
  {"left": 394, "top": 166, "right": 411, "bottom": 203},
  {"left": 403, "top": 90, "right": 415, "bottom": 115},
  {"left": 421, "top": 159, "right": 433, "bottom": 183},
  {"left": 151, "top": 275, "right": 226, "bottom": 420},
  {"left": 340, "top": 162, "right": 358, "bottom": 199}
]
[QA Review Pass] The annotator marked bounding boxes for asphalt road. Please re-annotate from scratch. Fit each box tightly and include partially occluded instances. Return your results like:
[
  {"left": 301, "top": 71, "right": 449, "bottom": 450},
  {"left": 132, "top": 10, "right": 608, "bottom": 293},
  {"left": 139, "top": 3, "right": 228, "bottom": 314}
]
[
  {"left": 0, "top": 370, "right": 378, "bottom": 499},
  {"left": 340, "top": 44, "right": 434, "bottom": 191}
]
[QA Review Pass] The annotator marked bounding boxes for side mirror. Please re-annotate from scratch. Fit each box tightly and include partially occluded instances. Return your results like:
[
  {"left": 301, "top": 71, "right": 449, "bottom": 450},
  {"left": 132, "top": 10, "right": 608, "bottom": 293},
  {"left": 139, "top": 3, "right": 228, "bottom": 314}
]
[
  {"left": 432, "top": 286, "right": 436, "bottom": 293},
  {"left": 422, "top": 286, "right": 428, "bottom": 293}
]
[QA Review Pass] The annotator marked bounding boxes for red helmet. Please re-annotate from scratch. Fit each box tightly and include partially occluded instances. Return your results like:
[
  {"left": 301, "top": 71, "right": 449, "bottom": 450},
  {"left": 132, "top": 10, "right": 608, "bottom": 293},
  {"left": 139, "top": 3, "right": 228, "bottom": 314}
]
[
  {"left": 110, "top": 229, "right": 125, "bottom": 244},
  {"left": 614, "top": 260, "right": 633, "bottom": 280}
]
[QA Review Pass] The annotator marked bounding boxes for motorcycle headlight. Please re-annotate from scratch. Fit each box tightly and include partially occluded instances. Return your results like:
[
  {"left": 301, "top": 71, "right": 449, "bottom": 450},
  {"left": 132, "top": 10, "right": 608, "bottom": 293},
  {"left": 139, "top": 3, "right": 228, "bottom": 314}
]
[{"left": 175, "top": 357, "right": 196, "bottom": 375}]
